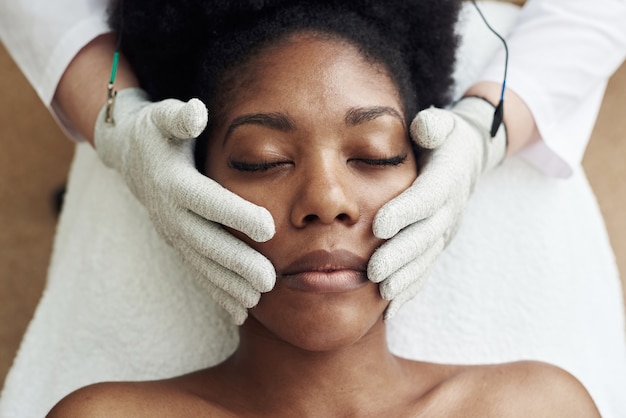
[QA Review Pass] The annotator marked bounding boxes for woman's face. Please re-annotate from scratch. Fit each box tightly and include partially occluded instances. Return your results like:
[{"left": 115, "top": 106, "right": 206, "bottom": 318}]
[{"left": 205, "top": 33, "right": 417, "bottom": 351}]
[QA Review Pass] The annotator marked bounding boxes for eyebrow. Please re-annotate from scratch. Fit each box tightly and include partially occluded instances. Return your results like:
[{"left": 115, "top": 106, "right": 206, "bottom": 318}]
[
  {"left": 344, "top": 106, "right": 405, "bottom": 127},
  {"left": 223, "top": 106, "right": 404, "bottom": 144},
  {"left": 224, "top": 112, "right": 295, "bottom": 144}
]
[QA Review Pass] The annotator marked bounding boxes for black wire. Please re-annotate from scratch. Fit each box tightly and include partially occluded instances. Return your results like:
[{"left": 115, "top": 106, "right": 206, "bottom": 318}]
[{"left": 470, "top": 0, "right": 509, "bottom": 102}]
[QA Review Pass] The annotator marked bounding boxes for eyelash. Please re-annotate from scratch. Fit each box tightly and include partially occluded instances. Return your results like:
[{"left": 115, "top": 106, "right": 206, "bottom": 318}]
[
  {"left": 228, "top": 159, "right": 290, "bottom": 172},
  {"left": 350, "top": 154, "right": 408, "bottom": 167},
  {"left": 228, "top": 154, "right": 408, "bottom": 173}
]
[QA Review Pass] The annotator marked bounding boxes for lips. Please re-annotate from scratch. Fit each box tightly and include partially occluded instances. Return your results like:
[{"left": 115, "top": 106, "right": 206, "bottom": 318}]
[{"left": 280, "top": 250, "right": 369, "bottom": 293}]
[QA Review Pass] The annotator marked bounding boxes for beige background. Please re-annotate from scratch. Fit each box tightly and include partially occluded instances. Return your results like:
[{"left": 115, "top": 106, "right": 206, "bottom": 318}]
[{"left": 1, "top": 45, "right": 625, "bottom": 391}]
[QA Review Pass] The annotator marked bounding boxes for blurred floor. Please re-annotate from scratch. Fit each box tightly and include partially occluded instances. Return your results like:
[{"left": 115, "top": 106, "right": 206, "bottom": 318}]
[
  {"left": 0, "top": 43, "right": 74, "bottom": 390},
  {"left": 1, "top": 45, "right": 625, "bottom": 391}
]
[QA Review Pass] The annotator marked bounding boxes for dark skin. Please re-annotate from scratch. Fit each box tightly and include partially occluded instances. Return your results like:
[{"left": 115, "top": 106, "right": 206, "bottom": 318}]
[{"left": 48, "top": 33, "right": 599, "bottom": 418}]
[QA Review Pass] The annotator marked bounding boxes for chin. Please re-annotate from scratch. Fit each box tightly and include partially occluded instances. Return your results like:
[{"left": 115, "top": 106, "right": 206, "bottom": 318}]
[{"left": 249, "top": 282, "right": 387, "bottom": 352}]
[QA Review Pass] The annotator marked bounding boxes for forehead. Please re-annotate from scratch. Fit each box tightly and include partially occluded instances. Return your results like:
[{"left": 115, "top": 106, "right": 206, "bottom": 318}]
[{"left": 217, "top": 32, "right": 403, "bottom": 123}]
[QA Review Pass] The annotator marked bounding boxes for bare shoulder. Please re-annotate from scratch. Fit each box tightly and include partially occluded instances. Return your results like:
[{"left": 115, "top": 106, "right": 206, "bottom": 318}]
[
  {"left": 46, "top": 377, "right": 230, "bottom": 418},
  {"left": 502, "top": 361, "right": 599, "bottom": 417},
  {"left": 47, "top": 382, "right": 149, "bottom": 418},
  {"left": 454, "top": 361, "right": 601, "bottom": 418}
]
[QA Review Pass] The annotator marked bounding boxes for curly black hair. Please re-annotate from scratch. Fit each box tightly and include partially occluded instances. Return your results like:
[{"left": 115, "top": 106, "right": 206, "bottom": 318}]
[
  {"left": 108, "top": 0, "right": 461, "bottom": 166},
  {"left": 109, "top": 0, "right": 460, "bottom": 107}
]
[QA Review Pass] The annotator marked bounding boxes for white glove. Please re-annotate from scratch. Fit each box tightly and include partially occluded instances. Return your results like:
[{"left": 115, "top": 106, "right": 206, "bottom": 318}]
[
  {"left": 95, "top": 88, "right": 276, "bottom": 325},
  {"left": 368, "top": 97, "right": 507, "bottom": 319}
]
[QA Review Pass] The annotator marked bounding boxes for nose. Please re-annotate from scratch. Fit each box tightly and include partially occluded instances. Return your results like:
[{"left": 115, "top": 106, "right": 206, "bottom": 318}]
[{"left": 290, "top": 160, "right": 360, "bottom": 228}]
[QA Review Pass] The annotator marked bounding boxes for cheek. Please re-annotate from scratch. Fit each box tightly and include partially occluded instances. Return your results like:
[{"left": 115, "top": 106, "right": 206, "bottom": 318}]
[{"left": 356, "top": 160, "right": 418, "bottom": 214}]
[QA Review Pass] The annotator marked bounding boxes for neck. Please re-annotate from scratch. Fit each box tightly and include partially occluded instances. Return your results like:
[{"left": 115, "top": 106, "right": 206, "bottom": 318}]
[{"left": 214, "top": 316, "right": 413, "bottom": 416}]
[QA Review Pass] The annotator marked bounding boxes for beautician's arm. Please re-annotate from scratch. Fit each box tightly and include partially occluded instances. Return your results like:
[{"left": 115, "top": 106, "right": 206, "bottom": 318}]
[
  {"left": 1, "top": 0, "right": 275, "bottom": 323},
  {"left": 368, "top": 72, "right": 538, "bottom": 320},
  {"left": 465, "top": 81, "right": 539, "bottom": 156},
  {"left": 54, "top": 33, "right": 277, "bottom": 325},
  {"left": 54, "top": 33, "right": 137, "bottom": 146},
  {"left": 369, "top": 0, "right": 626, "bottom": 319}
]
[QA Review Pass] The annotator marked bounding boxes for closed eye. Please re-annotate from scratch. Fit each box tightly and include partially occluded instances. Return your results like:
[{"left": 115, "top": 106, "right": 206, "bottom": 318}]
[
  {"left": 350, "top": 154, "right": 408, "bottom": 167},
  {"left": 228, "top": 159, "right": 292, "bottom": 172}
]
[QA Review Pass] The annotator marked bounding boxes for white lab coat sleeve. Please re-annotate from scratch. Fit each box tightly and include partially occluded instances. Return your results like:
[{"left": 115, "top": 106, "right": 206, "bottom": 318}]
[
  {"left": 479, "top": 0, "right": 626, "bottom": 178},
  {"left": 0, "top": 0, "right": 110, "bottom": 140}
]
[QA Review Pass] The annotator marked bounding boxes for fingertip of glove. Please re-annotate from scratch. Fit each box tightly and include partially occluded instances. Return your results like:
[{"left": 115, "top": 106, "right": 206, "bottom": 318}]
[
  {"left": 242, "top": 292, "right": 262, "bottom": 309},
  {"left": 178, "top": 99, "right": 208, "bottom": 138},
  {"left": 410, "top": 107, "right": 454, "bottom": 149},
  {"left": 367, "top": 255, "right": 390, "bottom": 284},
  {"left": 255, "top": 272, "right": 276, "bottom": 293},
  {"left": 247, "top": 208, "right": 276, "bottom": 243},
  {"left": 372, "top": 213, "right": 399, "bottom": 240},
  {"left": 249, "top": 226, "right": 275, "bottom": 243},
  {"left": 231, "top": 310, "right": 248, "bottom": 326},
  {"left": 378, "top": 280, "right": 397, "bottom": 301},
  {"left": 383, "top": 302, "right": 398, "bottom": 322}
]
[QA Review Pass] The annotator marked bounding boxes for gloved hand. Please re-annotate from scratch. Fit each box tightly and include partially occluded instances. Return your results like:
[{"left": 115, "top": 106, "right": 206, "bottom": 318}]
[
  {"left": 368, "top": 96, "right": 507, "bottom": 320},
  {"left": 95, "top": 88, "right": 276, "bottom": 325}
]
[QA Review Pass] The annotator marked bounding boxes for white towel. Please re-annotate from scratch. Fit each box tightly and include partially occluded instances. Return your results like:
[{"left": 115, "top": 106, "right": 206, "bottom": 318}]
[{"left": 1, "top": 3, "right": 625, "bottom": 417}]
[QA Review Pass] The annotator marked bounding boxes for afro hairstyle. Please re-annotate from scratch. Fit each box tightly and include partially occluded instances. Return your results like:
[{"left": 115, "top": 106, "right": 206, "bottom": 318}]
[{"left": 109, "top": 0, "right": 461, "bottom": 113}]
